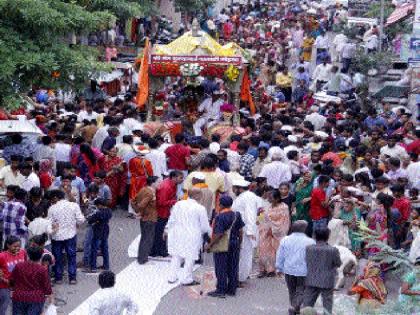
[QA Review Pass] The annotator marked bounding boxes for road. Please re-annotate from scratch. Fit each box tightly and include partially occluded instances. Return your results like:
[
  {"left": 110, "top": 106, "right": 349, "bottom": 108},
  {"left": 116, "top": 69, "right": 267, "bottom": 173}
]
[{"left": 54, "top": 209, "right": 406, "bottom": 315}]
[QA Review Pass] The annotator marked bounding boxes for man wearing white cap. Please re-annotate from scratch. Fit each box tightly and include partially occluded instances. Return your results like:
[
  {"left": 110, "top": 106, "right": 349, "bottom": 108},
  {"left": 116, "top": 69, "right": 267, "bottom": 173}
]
[
  {"left": 259, "top": 152, "right": 292, "bottom": 189},
  {"left": 232, "top": 179, "right": 262, "bottom": 284},
  {"left": 193, "top": 91, "right": 224, "bottom": 137},
  {"left": 166, "top": 189, "right": 211, "bottom": 286}
]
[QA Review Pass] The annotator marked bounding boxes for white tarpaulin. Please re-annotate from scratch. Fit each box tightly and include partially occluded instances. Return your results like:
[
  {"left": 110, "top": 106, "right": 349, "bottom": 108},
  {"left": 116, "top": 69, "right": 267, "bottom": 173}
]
[
  {"left": 71, "top": 236, "right": 199, "bottom": 315},
  {"left": 0, "top": 120, "right": 42, "bottom": 135}
]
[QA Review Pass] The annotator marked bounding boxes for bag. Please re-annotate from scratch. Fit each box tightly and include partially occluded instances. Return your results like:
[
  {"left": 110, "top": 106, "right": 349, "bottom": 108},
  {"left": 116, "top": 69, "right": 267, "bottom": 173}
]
[
  {"left": 209, "top": 213, "right": 237, "bottom": 253},
  {"left": 44, "top": 304, "right": 57, "bottom": 315}
]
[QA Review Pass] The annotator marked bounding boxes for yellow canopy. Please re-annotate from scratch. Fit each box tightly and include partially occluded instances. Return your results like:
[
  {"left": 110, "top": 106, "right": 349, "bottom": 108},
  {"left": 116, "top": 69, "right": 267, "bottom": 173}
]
[{"left": 154, "top": 31, "right": 238, "bottom": 57}]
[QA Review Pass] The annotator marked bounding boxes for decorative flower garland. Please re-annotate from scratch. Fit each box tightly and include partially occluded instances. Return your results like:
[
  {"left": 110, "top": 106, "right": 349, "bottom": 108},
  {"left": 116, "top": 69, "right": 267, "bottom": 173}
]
[
  {"left": 225, "top": 65, "right": 240, "bottom": 82},
  {"left": 200, "top": 65, "right": 226, "bottom": 78},
  {"left": 179, "top": 63, "right": 203, "bottom": 77},
  {"left": 150, "top": 63, "right": 180, "bottom": 76}
]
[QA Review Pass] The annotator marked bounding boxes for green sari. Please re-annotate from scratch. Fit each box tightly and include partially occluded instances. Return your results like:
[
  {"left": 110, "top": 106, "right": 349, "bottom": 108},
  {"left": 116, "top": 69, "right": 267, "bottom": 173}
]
[
  {"left": 340, "top": 207, "right": 362, "bottom": 252},
  {"left": 293, "top": 177, "right": 313, "bottom": 222}
]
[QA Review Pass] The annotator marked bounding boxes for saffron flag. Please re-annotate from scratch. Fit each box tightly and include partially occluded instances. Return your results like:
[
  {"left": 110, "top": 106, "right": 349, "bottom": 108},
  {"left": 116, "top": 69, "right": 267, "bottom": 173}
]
[
  {"left": 136, "top": 38, "right": 150, "bottom": 109},
  {"left": 240, "top": 68, "right": 256, "bottom": 116}
]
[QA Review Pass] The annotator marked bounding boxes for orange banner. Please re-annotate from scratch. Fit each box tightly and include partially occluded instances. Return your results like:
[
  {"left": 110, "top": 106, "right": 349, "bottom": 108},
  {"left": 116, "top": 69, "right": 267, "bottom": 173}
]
[
  {"left": 240, "top": 68, "right": 256, "bottom": 116},
  {"left": 136, "top": 38, "right": 150, "bottom": 109}
]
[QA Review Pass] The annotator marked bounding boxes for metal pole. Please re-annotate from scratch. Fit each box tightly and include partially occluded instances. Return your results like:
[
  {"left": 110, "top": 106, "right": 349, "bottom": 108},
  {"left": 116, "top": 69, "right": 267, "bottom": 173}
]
[{"left": 379, "top": 0, "right": 384, "bottom": 52}]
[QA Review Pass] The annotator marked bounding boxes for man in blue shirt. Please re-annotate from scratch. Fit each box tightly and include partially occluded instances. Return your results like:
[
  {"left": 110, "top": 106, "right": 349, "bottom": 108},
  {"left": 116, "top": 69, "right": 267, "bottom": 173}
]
[
  {"left": 364, "top": 108, "right": 387, "bottom": 131},
  {"left": 276, "top": 221, "right": 315, "bottom": 315}
]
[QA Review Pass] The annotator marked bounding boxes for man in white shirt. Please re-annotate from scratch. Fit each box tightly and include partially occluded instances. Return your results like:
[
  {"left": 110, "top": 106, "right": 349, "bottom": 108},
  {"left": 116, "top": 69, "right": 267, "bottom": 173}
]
[
  {"left": 259, "top": 153, "right": 292, "bottom": 189},
  {"left": 89, "top": 271, "right": 138, "bottom": 315},
  {"left": 20, "top": 163, "right": 40, "bottom": 192},
  {"left": 232, "top": 179, "right": 262, "bottom": 283},
  {"left": 167, "top": 189, "right": 211, "bottom": 285},
  {"left": 77, "top": 103, "right": 99, "bottom": 123},
  {"left": 193, "top": 91, "right": 224, "bottom": 136},
  {"left": 407, "top": 160, "right": 420, "bottom": 189},
  {"left": 48, "top": 189, "right": 85, "bottom": 284},
  {"left": 341, "top": 41, "right": 356, "bottom": 73},
  {"left": 116, "top": 135, "right": 135, "bottom": 158},
  {"left": 332, "top": 33, "right": 347, "bottom": 62},
  {"left": 0, "top": 155, "right": 24, "bottom": 193},
  {"left": 314, "top": 31, "right": 329, "bottom": 64},
  {"left": 33, "top": 136, "right": 56, "bottom": 174},
  {"left": 54, "top": 135, "right": 71, "bottom": 176},
  {"left": 312, "top": 60, "right": 332, "bottom": 91},
  {"left": 304, "top": 106, "right": 327, "bottom": 131},
  {"left": 145, "top": 138, "right": 167, "bottom": 179},
  {"left": 380, "top": 136, "right": 409, "bottom": 160}
]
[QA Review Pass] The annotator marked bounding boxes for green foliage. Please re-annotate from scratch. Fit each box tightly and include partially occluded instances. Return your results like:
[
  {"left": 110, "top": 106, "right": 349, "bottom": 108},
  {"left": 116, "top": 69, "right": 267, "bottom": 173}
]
[
  {"left": 354, "top": 220, "right": 413, "bottom": 273},
  {"left": 351, "top": 49, "right": 394, "bottom": 75},
  {"left": 173, "top": 0, "right": 216, "bottom": 14},
  {"left": 364, "top": 2, "right": 394, "bottom": 19},
  {"left": 0, "top": 0, "right": 150, "bottom": 109}
]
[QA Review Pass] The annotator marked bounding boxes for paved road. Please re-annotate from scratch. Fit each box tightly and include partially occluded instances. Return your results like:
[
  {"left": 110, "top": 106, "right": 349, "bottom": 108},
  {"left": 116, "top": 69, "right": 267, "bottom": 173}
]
[
  {"left": 55, "top": 210, "right": 403, "bottom": 315},
  {"left": 54, "top": 210, "right": 139, "bottom": 314}
]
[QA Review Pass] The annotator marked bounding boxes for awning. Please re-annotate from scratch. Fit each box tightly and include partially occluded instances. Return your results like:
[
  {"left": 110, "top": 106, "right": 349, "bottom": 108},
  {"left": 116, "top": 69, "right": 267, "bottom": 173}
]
[
  {"left": 386, "top": 2, "right": 414, "bottom": 26},
  {"left": 0, "top": 120, "right": 43, "bottom": 135}
]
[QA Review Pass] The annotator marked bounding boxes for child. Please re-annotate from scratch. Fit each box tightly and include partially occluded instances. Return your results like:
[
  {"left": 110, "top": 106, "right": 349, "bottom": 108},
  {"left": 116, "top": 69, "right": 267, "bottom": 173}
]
[
  {"left": 87, "top": 198, "right": 112, "bottom": 273},
  {"left": 29, "top": 234, "right": 55, "bottom": 268},
  {"left": 93, "top": 171, "right": 112, "bottom": 207},
  {"left": 82, "top": 184, "right": 99, "bottom": 269},
  {"left": 28, "top": 209, "right": 56, "bottom": 252}
]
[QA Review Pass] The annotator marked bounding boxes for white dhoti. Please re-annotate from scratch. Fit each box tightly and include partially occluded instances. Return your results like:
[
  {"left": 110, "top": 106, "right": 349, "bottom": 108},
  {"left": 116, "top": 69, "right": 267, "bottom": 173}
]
[
  {"left": 168, "top": 255, "right": 195, "bottom": 284},
  {"left": 238, "top": 234, "right": 254, "bottom": 282}
]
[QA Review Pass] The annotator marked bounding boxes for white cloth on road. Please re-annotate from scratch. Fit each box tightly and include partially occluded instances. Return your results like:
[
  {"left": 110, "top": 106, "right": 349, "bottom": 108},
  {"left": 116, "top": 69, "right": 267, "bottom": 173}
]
[{"left": 70, "top": 258, "right": 199, "bottom": 315}]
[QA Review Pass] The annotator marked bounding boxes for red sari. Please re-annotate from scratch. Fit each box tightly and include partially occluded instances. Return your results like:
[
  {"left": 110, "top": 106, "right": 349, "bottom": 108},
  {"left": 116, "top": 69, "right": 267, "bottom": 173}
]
[{"left": 100, "top": 156, "right": 127, "bottom": 208}]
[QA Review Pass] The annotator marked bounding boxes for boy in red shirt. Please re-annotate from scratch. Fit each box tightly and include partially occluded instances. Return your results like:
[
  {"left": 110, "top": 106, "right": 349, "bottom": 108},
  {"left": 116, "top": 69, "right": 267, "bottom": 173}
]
[
  {"left": 310, "top": 175, "right": 331, "bottom": 233},
  {"left": 10, "top": 245, "right": 52, "bottom": 314}
]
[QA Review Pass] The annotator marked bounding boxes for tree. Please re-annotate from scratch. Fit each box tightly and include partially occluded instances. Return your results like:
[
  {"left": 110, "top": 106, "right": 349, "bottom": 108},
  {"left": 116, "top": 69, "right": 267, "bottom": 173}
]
[
  {"left": 173, "top": 0, "right": 215, "bottom": 14},
  {"left": 0, "top": 0, "right": 153, "bottom": 109}
]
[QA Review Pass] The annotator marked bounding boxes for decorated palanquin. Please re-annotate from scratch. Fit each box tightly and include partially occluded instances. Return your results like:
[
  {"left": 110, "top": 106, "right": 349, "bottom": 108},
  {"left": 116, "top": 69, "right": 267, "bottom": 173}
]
[{"left": 143, "top": 20, "right": 252, "bottom": 127}]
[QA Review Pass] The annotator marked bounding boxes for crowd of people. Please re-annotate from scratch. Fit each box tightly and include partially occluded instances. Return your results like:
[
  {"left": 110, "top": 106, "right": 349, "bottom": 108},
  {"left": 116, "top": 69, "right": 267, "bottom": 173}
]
[{"left": 0, "top": 0, "right": 419, "bottom": 315}]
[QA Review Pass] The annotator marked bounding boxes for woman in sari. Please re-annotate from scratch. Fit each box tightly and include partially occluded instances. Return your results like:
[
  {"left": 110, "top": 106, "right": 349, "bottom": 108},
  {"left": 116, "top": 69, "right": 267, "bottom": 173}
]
[
  {"left": 366, "top": 193, "right": 394, "bottom": 255},
  {"left": 293, "top": 171, "right": 313, "bottom": 234},
  {"left": 340, "top": 199, "right": 362, "bottom": 256},
  {"left": 128, "top": 153, "right": 154, "bottom": 216},
  {"left": 349, "top": 261, "right": 387, "bottom": 311},
  {"left": 77, "top": 143, "right": 99, "bottom": 186},
  {"left": 99, "top": 147, "right": 127, "bottom": 208},
  {"left": 258, "top": 190, "right": 290, "bottom": 277}
]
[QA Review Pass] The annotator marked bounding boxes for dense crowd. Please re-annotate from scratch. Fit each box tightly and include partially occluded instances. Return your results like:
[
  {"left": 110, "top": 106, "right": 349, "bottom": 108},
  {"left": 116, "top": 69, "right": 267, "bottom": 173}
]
[{"left": 0, "top": 0, "right": 419, "bottom": 315}]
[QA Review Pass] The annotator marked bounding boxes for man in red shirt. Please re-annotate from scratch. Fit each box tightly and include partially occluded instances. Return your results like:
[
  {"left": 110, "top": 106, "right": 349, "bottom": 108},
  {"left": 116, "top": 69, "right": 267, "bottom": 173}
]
[
  {"left": 310, "top": 175, "right": 331, "bottom": 233},
  {"left": 10, "top": 245, "right": 52, "bottom": 314},
  {"left": 391, "top": 184, "right": 412, "bottom": 249},
  {"left": 151, "top": 171, "right": 184, "bottom": 257},
  {"left": 165, "top": 133, "right": 191, "bottom": 173}
]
